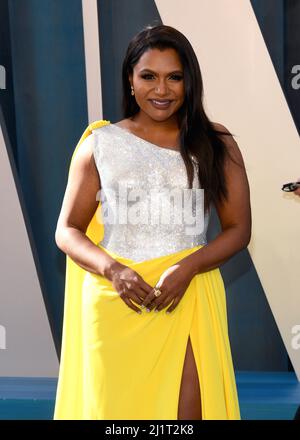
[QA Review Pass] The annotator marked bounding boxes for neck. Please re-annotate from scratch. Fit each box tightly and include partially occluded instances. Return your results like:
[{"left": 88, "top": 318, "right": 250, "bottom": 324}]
[{"left": 130, "top": 112, "right": 179, "bottom": 134}]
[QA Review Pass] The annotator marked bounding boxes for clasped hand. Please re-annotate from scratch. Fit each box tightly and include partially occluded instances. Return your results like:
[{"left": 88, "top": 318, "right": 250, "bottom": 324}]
[{"left": 109, "top": 261, "right": 195, "bottom": 314}]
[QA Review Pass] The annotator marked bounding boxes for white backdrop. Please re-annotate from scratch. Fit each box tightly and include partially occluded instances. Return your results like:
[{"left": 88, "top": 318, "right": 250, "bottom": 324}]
[{"left": 0, "top": 123, "right": 58, "bottom": 376}]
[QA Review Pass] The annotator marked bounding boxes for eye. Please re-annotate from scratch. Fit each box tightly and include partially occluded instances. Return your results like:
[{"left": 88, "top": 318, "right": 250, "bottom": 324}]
[
  {"left": 141, "top": 74, "right": 154, "bottom": 80},
  {"left": 170, "top": 74, "right": 183, "bottom": 81},
  {"left": 140, "top": 73, "right": 183, "bottom": 81}
]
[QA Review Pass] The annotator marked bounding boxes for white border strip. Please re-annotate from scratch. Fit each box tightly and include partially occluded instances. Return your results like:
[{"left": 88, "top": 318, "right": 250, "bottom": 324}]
[{"left": 81, "top": 0, "right": 103, "bottom": 122}]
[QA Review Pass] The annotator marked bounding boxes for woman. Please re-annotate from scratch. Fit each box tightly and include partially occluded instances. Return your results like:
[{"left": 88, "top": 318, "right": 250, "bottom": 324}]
[{"left": 54, "top": 24, "right": 251, "bottom": 420}]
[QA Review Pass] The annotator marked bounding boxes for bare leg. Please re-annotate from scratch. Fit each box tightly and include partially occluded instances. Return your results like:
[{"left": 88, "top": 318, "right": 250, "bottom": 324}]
[{"left": 177, "top": 335, "right": 202, "bottom": 420}]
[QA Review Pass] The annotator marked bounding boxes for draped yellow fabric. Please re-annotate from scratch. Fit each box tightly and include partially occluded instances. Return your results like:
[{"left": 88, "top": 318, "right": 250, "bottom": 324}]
[
  {"left": 53, "top": 119, "right": 109, "bottom": 419},
  {"left": 53, "top": 120, "right": 241, "bottom": 420}
]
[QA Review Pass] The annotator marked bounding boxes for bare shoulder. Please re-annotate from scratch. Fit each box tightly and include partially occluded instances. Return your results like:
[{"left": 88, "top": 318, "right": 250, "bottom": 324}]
[
  {"left": 74, "top": 132, "right": 96, "bottom": 161},
  {"left": 69, "top": 133, "right": 99, "bottom": 179},
  {"left": 212, "top": 121, "right": 236, "bottom": 142},
  {"left": 212, "top": 121, "right": 244, "bottom": 166}
]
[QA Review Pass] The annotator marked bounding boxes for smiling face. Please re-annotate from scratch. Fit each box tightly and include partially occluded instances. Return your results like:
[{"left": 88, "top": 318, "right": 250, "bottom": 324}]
[{"left": 129, "top": 47, "right": 185, "bottom": 123}]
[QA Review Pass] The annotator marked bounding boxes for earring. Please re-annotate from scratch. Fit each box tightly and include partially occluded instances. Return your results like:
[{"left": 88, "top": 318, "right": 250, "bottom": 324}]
[{"left": 131, "top": 85, "right": 135, "bottom": 96}]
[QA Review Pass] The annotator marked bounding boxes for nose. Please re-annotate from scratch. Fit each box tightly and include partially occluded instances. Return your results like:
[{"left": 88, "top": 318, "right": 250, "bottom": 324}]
[{"left": 155, "top": 80, "right": 169, "bottom": 95}]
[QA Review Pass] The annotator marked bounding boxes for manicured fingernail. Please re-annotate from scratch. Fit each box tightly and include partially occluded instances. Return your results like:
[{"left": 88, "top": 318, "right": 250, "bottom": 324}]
[
  {"left": 137, "top": 310, "right": 142, "bottom": 314},
  {"left": 155, "top": 309, "right": 159, "bottom": 313},
  {"left": 146, "top": 308, "right": 150, "bottom": 312},
  {"left": 141, "top": 305, "right": 145, "bottom": 309}
]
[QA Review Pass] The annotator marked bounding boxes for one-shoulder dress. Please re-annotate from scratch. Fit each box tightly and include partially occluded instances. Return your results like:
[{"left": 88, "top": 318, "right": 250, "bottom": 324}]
[{"left": 53, "top": 119, "right": 241, "bottom": 420}]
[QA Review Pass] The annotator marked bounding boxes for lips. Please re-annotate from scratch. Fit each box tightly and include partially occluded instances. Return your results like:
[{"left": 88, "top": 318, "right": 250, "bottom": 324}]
[{"left": 149, "top": 99, "right": 173, "bottom": 109}]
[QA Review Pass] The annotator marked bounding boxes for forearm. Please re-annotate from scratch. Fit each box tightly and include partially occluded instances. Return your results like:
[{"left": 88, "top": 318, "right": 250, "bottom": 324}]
[
  {"left": 55, "top": 226, "right": 119, "bottom": 280},
  {"left": 179, "top": 225, "right": 251, "bottom": 276}
]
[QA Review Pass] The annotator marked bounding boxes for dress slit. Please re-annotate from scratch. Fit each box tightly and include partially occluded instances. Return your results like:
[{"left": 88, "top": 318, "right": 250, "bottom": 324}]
[
  {"left": 190, "top": 313, "right": 205, "bottom": 419},
  {"left": 174, "top": 288, "right": 204, "bottom": 420}
]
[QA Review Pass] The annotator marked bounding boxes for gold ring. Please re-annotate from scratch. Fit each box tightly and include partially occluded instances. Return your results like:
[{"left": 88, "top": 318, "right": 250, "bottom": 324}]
[{"left": 153, "top": 288, "right": 162, "bottom": 297}]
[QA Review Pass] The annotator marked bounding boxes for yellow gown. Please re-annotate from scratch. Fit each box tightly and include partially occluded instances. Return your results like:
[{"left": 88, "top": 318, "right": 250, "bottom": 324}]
[{"left": 53, "top": 119, "right": 241, "bottom": 420}]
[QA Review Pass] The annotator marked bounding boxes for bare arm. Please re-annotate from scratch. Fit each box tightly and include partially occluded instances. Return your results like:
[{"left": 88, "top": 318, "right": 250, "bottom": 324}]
[
  {"left": 55, "top": 133, "right": 120, "bottom": 280},
  {"left": 178, "top": 123, "right": 252, "bottom": 276}
]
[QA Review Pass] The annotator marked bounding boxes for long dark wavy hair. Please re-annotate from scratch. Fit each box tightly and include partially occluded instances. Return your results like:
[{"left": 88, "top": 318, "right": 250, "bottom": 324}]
[{"left": 122, "top": 24, "right": 237, "bottom": 211}]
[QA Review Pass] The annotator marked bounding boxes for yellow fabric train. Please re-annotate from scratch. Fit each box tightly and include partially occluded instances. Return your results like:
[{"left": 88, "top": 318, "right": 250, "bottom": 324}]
[{"left": 53, "top": 119, "right": 241, "bottom": 420}]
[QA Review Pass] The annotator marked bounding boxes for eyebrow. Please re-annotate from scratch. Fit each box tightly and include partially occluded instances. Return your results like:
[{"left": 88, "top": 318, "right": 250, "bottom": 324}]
[{"left": 139, "top": 68, "right": 183, "bottom": 75}]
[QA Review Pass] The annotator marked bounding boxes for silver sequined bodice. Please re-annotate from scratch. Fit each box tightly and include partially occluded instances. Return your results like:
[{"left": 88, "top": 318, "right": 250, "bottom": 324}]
[{"left": 89, "top": 123, "right": 210, "bottom": 262}]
